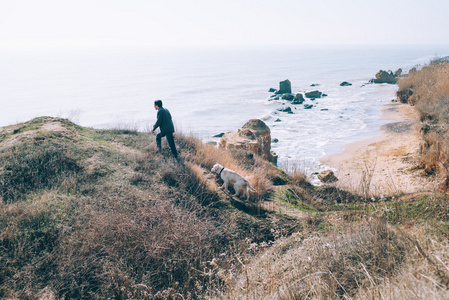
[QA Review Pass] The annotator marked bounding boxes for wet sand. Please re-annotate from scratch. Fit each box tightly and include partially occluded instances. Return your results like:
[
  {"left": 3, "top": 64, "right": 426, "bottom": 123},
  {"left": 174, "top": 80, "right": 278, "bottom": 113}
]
[{"left": 320, "top": 102, "right": 438, "bottom": 196}]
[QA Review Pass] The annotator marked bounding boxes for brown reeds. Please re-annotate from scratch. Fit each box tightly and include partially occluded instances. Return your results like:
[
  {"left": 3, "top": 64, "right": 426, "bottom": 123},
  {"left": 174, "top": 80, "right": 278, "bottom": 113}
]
[{"left": 397, "top": 60, "right": 449, "bottom": 186}]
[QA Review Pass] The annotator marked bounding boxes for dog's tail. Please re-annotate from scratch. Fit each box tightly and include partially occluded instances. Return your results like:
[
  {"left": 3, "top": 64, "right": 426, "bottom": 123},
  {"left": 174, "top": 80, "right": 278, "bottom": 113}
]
[{"left": 246, "top": 181, "right": 256, "bottom": 192}]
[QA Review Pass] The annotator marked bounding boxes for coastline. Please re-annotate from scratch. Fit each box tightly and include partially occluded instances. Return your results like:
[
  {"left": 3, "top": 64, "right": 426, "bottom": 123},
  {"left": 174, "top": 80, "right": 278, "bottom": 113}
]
[{"left": 320, "top": 102, "right": 438, "bottom": 196}]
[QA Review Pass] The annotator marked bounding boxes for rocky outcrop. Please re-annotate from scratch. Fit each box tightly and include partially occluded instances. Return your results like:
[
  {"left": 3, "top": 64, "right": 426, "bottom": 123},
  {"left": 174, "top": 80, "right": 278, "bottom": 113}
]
[
  {"left": 277, "top": 79, "right": 292, "bottom": 94},
  {"left": 219, "top": 119, "right": 277, "bottom": 164},
  {"left": 340, "top": 81, "right": 352, "bottom": 86},
  {"left": 318, "top": 170, "right": 338, "bottom": 183},
  {"left": 369, "top": 69, "right": 402, "bottom": 84},
  {"left": 393, "top": 68, "right": 402, "bottom": 77}
]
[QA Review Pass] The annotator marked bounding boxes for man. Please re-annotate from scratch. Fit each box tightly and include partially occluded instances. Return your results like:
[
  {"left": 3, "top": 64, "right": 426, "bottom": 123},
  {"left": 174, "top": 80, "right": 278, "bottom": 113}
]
[{"left": 151, "top": 100, "right": 178, "bottom": 159}]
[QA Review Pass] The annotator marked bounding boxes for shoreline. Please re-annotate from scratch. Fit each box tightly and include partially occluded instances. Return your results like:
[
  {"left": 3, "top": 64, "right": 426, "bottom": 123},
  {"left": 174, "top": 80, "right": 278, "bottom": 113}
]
[{"left": 320, "top": 102, "right": 438, "bottom": 195}]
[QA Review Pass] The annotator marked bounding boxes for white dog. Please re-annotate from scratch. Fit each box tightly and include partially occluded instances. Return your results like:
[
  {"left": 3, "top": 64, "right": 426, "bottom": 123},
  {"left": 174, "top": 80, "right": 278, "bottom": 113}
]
[{"left": 211, "top": 163, "right": 256, "bottom": 201}]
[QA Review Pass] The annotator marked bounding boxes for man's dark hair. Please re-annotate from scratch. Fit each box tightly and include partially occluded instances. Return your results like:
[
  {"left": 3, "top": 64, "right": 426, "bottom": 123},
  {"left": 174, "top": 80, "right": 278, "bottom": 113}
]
[{"left": 154, "top": 100, "right": 163, "bottom": 108}]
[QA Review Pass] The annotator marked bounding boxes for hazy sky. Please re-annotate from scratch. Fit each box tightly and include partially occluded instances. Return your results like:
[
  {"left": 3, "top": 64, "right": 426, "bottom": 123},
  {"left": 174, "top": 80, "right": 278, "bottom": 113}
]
[{"left": 1, "top": 0, "right": 449, "bottom": 49}]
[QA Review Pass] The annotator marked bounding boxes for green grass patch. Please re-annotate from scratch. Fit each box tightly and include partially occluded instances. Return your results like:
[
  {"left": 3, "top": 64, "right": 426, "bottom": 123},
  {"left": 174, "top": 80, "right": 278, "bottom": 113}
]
[
  {"left": 381, "top": 194, "right": 449, "bottom": 224},
  {"left": 277, "top": 186, "right": 319, "bottom": 213}
]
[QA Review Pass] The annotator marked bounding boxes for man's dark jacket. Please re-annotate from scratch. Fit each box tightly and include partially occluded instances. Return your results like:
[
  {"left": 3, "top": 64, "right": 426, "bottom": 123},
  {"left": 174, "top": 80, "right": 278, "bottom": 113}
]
[{"left": 153, "top": 107, "right": 175, "bottom": 135}]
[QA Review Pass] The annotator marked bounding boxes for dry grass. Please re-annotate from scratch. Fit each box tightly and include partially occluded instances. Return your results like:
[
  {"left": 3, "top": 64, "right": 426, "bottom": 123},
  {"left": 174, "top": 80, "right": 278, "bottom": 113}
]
[
  {"left": 354, "top": 225, "right": 449, "bottom": 299},
  {"left": 397, "top": 61, "right": 449, "bottom": 187},
  {"left": 3, "top": 116, "right": 449, "bottom": 299},
  {"left": 179, "top": 136, "right": 275, "bottom": 202},
  {"left": 54, "top": 198, "right": 222, "bottom": 298},
  {"left": 212, "top": 218, "right": 412, "bottom": 299},
  {"left": 0, "top": 117, "right": 300, "bottom": 299},
  {"left": 0, "top": 141, "right": 83, "bottom": 202},
  {"left": 398, "top": 61, "right": 449, "bottom": 114}
]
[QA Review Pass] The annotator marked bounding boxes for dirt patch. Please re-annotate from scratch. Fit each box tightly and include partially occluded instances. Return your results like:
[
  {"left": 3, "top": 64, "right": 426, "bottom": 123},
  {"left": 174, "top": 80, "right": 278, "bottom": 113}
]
[{"left": 42, "top": 121, "right": 67, "bottom": 132}]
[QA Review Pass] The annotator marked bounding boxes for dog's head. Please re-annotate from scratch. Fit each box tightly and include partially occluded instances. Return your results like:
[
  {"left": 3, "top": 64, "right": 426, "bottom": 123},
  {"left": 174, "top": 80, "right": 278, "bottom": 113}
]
[{"left": 211, "top": 163, "right": 223, "bottom": 174}]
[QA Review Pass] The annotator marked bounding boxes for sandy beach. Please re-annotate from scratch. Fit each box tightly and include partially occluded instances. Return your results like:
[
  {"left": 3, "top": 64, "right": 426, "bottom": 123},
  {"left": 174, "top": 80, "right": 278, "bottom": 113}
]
[{"left": 321, "top": 102, "right": 439, "bottom": 196}]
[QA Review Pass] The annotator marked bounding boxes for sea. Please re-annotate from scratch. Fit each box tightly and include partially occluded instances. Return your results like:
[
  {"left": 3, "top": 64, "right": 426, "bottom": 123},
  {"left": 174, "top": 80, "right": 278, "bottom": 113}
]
[{"left": 1, "top": 44, "right": 448, "bottom": 178}]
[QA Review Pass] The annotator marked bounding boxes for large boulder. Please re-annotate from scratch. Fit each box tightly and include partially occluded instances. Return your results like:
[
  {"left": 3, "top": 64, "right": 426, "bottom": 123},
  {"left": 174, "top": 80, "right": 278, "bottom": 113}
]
[
  {"left": 219, "top": 119, "right": 277, "bottom": 164},
  {"left": 370, "top": 70, "right": 397, "bottom": 84},
  {"left": 277, "top": 79, "right": 292, "bottom": 94},
  {"left": 318, "top": 170, "right": 338, "bottom": 183}
]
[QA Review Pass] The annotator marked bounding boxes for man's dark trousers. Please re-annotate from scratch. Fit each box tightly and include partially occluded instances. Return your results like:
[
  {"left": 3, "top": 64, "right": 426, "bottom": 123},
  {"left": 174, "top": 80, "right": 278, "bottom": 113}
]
[{"left": 156, "top": 132, "right": 178, "bottom": 158}]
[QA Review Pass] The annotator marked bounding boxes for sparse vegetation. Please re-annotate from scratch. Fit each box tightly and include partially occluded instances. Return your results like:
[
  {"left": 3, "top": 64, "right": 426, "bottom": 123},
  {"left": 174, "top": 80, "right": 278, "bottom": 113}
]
[{"left": 1, "top": 113, "right": 448, "bottom": 299}]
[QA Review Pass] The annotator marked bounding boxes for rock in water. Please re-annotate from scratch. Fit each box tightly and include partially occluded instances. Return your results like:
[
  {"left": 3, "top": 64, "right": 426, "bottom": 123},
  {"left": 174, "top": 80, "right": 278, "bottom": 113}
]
[
  {"left": 282, "top": 93, "right": 294, "bottom": 101},
  {"left": 277, "top": 107, "right": 293, "bottom": 113},
  {"left": 278, "top": 79, "right": 292, "bottom": 94},
  {"left": 393, "top": 68, "right": 402, "bottom": 77},
  {"left": 303, "top": 104, "right": 313, "bottom": 109},
  {"left": 292, "top": 93, "right": 305, "bottom": 104},
  {"left": 370, "top": 70, "right": 397, "bottom": 84},
  {"left": 305, "top": 90, "right": 322, "bottom": 98}
]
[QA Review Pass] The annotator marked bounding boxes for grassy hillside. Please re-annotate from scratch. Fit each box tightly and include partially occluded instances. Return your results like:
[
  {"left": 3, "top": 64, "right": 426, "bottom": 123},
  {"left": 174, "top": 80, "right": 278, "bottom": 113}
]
[
  {"left": 1, "top": 116, "right": 449, "bottom": 299},
  {"left": 0, "top": 116, "right": 303, "bottom": 299}
]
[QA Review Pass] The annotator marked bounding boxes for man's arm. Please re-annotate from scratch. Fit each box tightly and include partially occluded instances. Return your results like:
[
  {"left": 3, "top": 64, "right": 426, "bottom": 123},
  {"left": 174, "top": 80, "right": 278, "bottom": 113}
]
[{"left": 152, "top": 109, "right": 163, "bottom": 132}]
